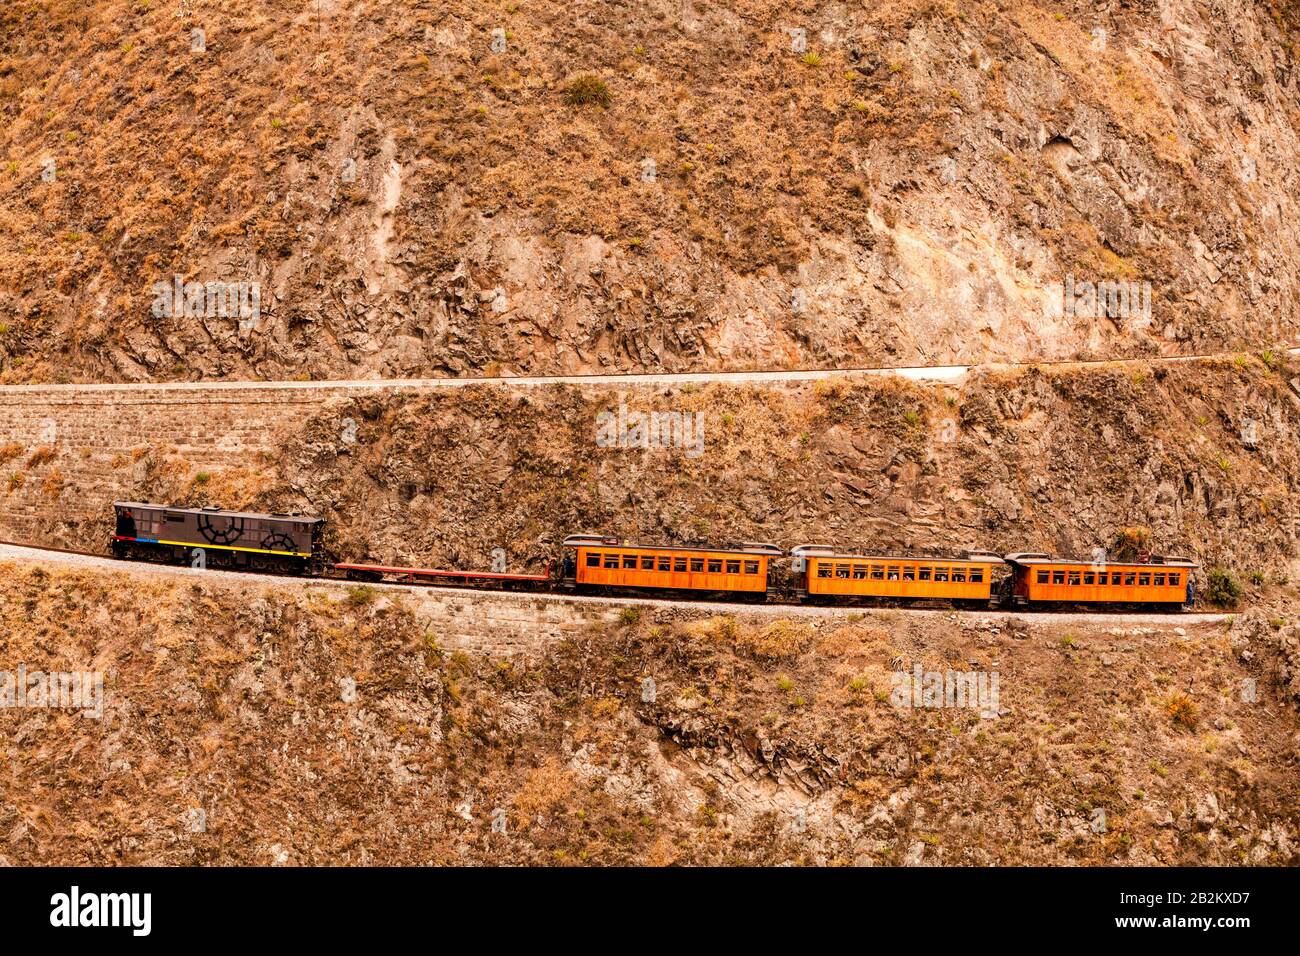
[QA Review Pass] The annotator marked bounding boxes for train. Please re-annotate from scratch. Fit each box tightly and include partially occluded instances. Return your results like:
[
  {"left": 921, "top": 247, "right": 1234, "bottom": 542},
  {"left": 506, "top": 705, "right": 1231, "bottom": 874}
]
[{"left": 110, "top": 501, "right": 1200, "bottom": 611}]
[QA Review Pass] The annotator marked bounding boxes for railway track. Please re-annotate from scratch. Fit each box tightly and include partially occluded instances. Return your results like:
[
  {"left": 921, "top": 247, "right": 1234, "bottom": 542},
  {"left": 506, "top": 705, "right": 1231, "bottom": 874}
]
[
  {"left": 0, "top": 540, "right": 1235, "bottom": 624},
  {"left": 0, "top": 346, "right": 1295, "bottom": 395}
]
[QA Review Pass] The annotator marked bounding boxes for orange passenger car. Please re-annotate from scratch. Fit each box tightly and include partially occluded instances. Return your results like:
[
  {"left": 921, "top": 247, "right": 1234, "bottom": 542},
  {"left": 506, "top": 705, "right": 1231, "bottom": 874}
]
[
  {"left": 1004, "top": 552, "right": 1197, "bottom": 607},
  {"left": 791, "top": 545, "right": 1004, "bottom": 604},
  {"left": 563, "top": 534, "right": 782, "bottom": 594}
]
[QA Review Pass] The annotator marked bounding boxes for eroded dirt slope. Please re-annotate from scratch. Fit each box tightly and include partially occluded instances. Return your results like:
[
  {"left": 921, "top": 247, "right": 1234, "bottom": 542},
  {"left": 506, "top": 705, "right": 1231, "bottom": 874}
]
[
  {"left": 0, "top": 562, "right": 1295, "bottom": 865},
  {"left": 2, "top": 1, "right": 1299, "bottom": 382}
]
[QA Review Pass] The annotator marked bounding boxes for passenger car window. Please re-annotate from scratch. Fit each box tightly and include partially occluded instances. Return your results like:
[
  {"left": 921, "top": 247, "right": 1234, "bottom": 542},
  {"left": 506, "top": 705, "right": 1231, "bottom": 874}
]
[{"left": 586, "top": 552, "right": 601, "bottom": 567}]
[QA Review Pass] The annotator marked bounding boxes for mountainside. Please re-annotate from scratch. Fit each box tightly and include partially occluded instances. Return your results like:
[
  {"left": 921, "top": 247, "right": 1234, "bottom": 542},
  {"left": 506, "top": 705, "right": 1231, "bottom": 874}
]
[
  {"left": 3, "top": 0, "right": 1300, "bottom": 382},
  {"left": 1, "top": 559, "right": 1296, "bottom": 865},
  {"left": 12, "top": 354, "right": 1293, "bottom": 594}
]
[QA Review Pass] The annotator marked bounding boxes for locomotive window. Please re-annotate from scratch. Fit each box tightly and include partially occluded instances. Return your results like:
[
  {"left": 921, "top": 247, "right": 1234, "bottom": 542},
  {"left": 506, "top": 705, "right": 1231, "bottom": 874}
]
[
  {"left": 934, "top": 568, "right": 949, "bottom": 582},
  {"left": 952, "top": 569, "right": 966, "bottom": 582},
  {"left": 707, "top": 559, "right": 722, "bottom": 573},
  {"left": 1067, "top": 572, "right": 1080, "bottom": 585},
  {"left": 816, "top": 564, "right": 831, "bottom": 578},
  {"left": 743, "top": 561, "right": 759, "bottom": 575},
  {"left": 604, "top": 554, "right": 619, "bottom": 568},
  {"left": 1168, "top": 573, "right": 1180, "bottom": 586},
  {"left": 675, "top": 558, "right": 688, "bottom": 572},
  {"left": 725, "top": 560, "right": 740, "bottom": 574},
  {"left": 1138, "top": 573, "right": 1151, "bottom": 586},
  {"left": 1036, "top": 570, "right": 1049, "bottom": 584},
  {"left": 870, "top": 566, "right": 884, "bottom": 580},
  {"left": 658, "top": 557, "right": 672, "bottom": 571},
  {"left": 1084, "top": 572, "right": 1095, "bottom": 585},
  {"left": 640, "top": 556, "right": 655, "bottom": 570},
  {"left": 165, "top": 512, "right": 186, "bottom": 522},
  {"left": 586, "top": 552, "right": 601, "bottom": 567},
  {"left": 902, "top": 567, "right": 915, "bottom": 581},
  {"left": 690, "top": 558, "right": 703, "bottom": 572},
  {"left": 1052, "top": 571, "right": 1066, "bottom": 584},
  {"left": 918, "top": 567, "right": 932, "bottom": 581},
  {"left": 970, "top": 569, "right": 983, "bottom": 583},
  {"left": 1153, "top": 573, "right": 1165, "bottom": 586},
  {"left": 853, "top": 564, "right": 867, "bottom": 579}
]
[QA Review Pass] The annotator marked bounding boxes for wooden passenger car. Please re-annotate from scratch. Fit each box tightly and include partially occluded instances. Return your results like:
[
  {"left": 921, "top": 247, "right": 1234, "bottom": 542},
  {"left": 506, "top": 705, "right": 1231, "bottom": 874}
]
[
  {"left": 1004, "top": 552, "right": 1196, "bottom": 607},
  {"left": 111, "top": 501, "right": 323, "bottom": 568},
  {"left": 563, "top": 534, "right": 782, "bottom": 595},
  {"left": 791, "top": 545, "right": 1004, "bottom": 604}
]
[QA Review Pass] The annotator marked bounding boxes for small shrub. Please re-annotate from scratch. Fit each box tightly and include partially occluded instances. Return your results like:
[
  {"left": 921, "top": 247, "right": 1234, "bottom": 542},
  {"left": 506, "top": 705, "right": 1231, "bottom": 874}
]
[
  {"left": 25, "top": 446, "right": 55, "bottom": 468},
  {"left": 1164, "top": 692, "right": 1198, "bottom": 730},
  {"left": 737, "top": 619, "right": 814, "bottom": 659},
  {"left": 193, "top": 471, "right": 212, "bottom": 485},
  {"left": 41, "top": 468, "right": 63, "bottom": 499},
  {"left": 619, "top": 606, "right": 641, "bottom": 626},
  {"left": 563, "top": 74, "right": 612, "bottom": 107},
  {"left": 776, "top": 674, "right": 794, "bottom": 693},
  {"left": 800, "top": 52, "right": 822, "bottom": 67},
  {"left": 1205, "top": 568, "right": 1242, "bottom": 608},
  {"left": 346, "top": 585, "right": 376, "bottom": 607}
]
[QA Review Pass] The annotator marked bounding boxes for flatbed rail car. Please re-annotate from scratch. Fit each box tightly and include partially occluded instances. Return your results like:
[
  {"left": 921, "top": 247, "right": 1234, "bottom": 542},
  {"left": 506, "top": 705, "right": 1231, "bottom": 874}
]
[
  {"left": 562, "top": 534, "right": 783, "bottom": 597},
  {"left": 791, "top": 545, "right": 1004, "bottom": 606},
  {"left": 334, "top": 562, "right": 553, "bottom": 590},
  {"left": 1003, "top": 552, "right": 1197, "bottom": 609},
  {"left": 111, "top": 501, "right": 323, "bottom": 571}
]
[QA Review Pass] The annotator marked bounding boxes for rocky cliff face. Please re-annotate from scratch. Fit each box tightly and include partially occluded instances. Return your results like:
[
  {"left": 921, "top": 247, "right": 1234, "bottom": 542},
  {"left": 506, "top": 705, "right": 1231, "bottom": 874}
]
[
  {"left": 2, "top": 0, "right": 1299, "bottom": 382},
  {"left": 67, "top": 354, "right": 1291, "bottom": 592}
]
